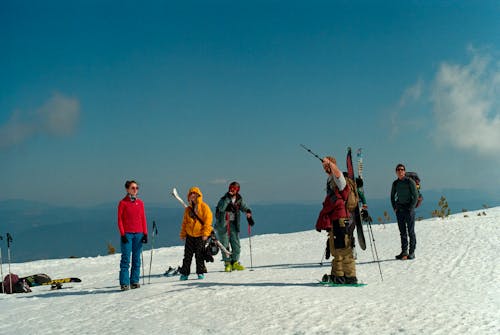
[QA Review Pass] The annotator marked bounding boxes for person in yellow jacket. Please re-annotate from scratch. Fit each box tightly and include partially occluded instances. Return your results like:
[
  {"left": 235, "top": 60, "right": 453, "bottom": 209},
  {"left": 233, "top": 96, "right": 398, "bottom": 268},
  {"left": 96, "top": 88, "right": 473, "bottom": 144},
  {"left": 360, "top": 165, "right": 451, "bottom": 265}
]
[{"left": 179, "top": 187, "right": 213, "bottom": 280}]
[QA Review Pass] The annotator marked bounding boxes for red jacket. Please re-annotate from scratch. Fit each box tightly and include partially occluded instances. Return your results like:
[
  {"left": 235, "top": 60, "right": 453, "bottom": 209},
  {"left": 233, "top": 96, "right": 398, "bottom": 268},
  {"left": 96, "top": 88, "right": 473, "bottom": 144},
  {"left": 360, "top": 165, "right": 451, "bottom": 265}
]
[
  {"left": 117, "top": 196, "right": 148, "bottom": 236},
  {"left": 316, "top": 183, "right": 350, "bottom": 231}
]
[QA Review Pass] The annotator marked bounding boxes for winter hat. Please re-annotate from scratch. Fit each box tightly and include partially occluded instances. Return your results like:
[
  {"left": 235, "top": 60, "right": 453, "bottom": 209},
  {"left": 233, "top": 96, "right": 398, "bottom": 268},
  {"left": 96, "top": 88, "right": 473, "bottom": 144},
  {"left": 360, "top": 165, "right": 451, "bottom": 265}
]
[{"left": 229, "top": 181, "right": 240, "bottom": 193}]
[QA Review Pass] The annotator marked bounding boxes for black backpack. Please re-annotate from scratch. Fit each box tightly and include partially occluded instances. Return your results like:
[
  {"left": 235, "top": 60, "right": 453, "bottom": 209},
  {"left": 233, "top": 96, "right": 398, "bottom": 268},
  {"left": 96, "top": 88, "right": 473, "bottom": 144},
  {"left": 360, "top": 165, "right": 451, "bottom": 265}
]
[
  {"left": 203, "top": 230, "right": 220, "bottom": 262},
  {"left": 405, "top": 172, "right": 423, "bottom": 208}
]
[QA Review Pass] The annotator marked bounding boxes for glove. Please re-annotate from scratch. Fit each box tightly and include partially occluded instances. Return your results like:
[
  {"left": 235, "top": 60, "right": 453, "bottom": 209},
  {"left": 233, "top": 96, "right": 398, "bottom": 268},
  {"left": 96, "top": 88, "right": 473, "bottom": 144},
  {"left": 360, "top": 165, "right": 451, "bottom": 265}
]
[
  {"left": 247, "top": 216, "right": 255, "bottom": 226},
  {"left": 141, "top": 234, "right": 148, "bottom": 244},
  {"left": 361, "top": 209, "right": 369, "bottom": 221},
  {"left": 121, "top": 235, "right": 128, "bottom": 244}
]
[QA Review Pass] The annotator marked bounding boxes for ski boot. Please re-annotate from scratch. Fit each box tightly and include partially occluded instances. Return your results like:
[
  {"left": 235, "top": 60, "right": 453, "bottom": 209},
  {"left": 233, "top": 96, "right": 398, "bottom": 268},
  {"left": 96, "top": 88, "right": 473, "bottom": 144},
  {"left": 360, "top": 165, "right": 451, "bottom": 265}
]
[
  {"left": 395, "top": 252, "right": 408, "bottom": 260},
  {"left": 131, "top": 283, "right": 140, "bottom": 289},
  {"left": 197, "top": 274, "right": 205, "bottom": 280},
  {"left": 231, "top": 261, "right": 245, "bottom": 271},
  {"left": 224, "top": 262, "right": 232, "bottom": 272},
  {"left": 344, "top": 276, "right": 358, "bottom": 284}
]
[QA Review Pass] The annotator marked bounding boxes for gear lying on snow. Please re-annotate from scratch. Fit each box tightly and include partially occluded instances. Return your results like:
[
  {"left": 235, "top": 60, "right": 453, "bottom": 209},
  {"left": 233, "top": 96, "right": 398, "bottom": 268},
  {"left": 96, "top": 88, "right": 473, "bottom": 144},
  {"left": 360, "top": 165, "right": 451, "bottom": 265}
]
[{"left": 1, "top": 273, "right": 81, "bottom": 294}]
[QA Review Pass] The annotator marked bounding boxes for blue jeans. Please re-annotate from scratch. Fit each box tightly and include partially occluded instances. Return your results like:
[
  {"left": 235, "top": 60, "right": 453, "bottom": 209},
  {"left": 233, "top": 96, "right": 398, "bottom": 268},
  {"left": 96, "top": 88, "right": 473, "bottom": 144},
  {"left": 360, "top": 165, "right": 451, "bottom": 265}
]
[{"left": 119, "top": 233, "right": 144, "bottom": 286}]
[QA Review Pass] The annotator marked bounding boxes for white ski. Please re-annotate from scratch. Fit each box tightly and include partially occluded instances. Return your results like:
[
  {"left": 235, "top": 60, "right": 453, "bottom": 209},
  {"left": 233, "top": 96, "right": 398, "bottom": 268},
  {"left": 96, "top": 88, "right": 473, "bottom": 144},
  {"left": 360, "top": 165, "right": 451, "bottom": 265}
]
[{"left": 171, "top": 188, "right": 232, "bottom": 257}]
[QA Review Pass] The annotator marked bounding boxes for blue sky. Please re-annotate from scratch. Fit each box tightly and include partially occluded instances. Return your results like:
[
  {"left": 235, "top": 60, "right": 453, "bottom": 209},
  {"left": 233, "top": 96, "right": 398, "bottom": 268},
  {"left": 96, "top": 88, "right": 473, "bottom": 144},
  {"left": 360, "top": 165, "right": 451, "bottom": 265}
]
[{"left": 1, "top": 1, "right": 499, "bottom": 207}]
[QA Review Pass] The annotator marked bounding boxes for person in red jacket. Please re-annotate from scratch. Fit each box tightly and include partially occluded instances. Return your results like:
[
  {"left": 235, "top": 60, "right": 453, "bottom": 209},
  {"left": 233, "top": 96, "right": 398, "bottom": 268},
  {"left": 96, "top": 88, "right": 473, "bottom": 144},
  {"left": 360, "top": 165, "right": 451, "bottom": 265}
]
[
  {"left": 316, "top": 156, "right": 357, "bottom": 284},
  {"left": 117, "top": 180, "right": 148, "bottom": 291}
]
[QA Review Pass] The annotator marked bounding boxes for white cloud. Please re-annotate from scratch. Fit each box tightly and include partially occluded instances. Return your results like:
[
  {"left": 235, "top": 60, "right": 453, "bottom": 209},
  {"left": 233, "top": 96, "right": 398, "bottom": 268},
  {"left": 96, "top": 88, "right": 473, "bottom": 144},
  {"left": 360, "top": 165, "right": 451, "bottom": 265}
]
[
  {"left": 0, "top": 92, "right": 80, "bottom": 149},
  {"left": 432, "top": 49, "right": 500, "bottom": 156},
  {"left": 390, "top": 78, "right": 425, "bottom": 137},
  {"left": 399, "top": 78, "right": 423, "bottom": 108},
  {"left": 209, "top": 178, "right": 229, "bottom": 185}
]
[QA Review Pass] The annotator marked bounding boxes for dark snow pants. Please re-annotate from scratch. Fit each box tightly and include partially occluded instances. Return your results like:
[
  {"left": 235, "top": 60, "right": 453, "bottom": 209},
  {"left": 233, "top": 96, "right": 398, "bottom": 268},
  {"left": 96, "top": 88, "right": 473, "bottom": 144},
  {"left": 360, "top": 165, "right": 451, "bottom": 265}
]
[
  {"left": 396, "top": 208, "right": 416, "bottom": 254},
  {"left": 180, "top": 235, "right": 206, "bottom": 276}
]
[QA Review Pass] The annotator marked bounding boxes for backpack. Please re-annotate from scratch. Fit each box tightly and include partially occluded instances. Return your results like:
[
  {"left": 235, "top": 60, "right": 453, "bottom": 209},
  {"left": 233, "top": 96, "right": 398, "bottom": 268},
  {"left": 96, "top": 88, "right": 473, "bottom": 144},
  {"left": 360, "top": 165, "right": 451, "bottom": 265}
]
[
  {"left": 2, "top": 274, "right": 31, "bottom": 294},
  {"left": 343, "top": 172, "right": 360, "bottom": 212},
  {"left": 405, "top": 171, "right": 423, "bottom": 208},
  {"left": 203, "top": 230, "right": 220, "bottom": 263}
]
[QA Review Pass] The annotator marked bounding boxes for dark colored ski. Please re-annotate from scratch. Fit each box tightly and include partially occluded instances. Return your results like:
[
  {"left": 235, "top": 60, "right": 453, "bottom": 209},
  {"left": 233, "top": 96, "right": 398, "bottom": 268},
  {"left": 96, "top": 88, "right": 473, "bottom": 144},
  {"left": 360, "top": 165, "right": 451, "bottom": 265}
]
[
  {"left": 164, "top": 266, "right": 181, "bottom": 277},
  {"left": 346, "top": 147, "right": 366, "bottom": 250},
  {"left": 317, "top": 280, "right": 367, "bottom": 287}
]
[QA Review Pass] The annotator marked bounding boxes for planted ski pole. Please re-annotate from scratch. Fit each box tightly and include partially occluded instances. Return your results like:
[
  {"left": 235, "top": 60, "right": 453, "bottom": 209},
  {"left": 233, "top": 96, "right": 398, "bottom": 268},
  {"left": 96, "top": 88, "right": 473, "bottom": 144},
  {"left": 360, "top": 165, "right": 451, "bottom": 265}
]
[
  {"left": 356, "top": 148, "right": 383, "bottom": 282},
  {"left": 7, "top": 233, "right": 13, "bottom": 294},
  {"left": 367, "top": 215, "right": 383, "bottom": 281},
  {"left": 171, "top": 188, "right": 232, "bottom": 258},
  {"left": 300, "top": 144, "right": 324, "bottom": 162},
  {"left": 0, "top": 235, "right": 3, "bottom": 286},
  {"left": 247, "top": 217, "right": 255, "bottom": 271},
  {"left": 148, "top": 221, "right": 158, "bottom": 284},
  {"left": 141, "top": 249, "right": 145, "bottom": 285}
]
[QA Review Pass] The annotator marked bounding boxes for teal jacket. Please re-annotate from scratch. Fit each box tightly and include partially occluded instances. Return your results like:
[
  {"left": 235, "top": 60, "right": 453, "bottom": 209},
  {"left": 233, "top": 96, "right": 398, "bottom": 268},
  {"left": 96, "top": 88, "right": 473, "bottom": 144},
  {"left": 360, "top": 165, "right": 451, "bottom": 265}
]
[
  {"left": 391, "top": 177, "right": 418, "bottom": 210},
  {"left": 215, "top": 193, "right": 251, "bottom": 233}
]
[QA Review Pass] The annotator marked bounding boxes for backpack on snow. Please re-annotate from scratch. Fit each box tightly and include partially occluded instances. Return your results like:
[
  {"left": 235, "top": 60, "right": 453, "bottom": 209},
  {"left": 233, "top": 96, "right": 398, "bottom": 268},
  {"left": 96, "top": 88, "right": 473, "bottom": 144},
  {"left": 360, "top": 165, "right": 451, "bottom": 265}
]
[
  {"left": 2, "top": 274, "right": 32, "bottom": 294},
  {"left": 405, "top": 171, "right": 423, "bottom": 208}
]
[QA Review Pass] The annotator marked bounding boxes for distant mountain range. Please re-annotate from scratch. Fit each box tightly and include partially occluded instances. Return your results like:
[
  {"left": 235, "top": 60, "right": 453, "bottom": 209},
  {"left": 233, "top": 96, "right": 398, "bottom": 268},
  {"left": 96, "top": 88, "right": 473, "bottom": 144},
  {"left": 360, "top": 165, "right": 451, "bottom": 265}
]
[{"left": 1, "top": 188, "right": 498, "bottom": 262}]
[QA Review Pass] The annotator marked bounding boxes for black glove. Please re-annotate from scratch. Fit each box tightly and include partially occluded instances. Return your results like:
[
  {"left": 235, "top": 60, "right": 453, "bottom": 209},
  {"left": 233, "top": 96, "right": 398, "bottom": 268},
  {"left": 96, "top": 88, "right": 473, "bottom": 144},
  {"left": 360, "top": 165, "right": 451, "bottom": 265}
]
[
  {"left": 141, "top": 234, "right": 148, "bottom": 244},
  {"left": 247, "top": 216, "right": 255, "bottom": 226},
  {"left": 121, "top": 235, "right": 128, "bottom": 244},
  {"left": 361, "top": 209, "right": 369, "bottom": 221}
]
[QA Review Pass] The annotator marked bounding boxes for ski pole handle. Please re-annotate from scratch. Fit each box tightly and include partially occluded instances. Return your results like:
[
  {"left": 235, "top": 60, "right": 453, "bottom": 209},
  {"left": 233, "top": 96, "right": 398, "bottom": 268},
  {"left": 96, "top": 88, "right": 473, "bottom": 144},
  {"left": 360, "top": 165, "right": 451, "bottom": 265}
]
[
  {"left": 152, "top": 221, "right": 158, "bottom": 235},
  {"left": 7, "top": 233, "right": 12, "bottom": 248}
]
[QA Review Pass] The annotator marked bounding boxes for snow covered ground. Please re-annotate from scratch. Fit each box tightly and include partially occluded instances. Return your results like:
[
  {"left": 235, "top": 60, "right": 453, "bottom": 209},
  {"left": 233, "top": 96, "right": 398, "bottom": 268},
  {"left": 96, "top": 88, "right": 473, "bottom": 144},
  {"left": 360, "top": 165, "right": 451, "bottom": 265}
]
[{"left": 1, "top": 207, "right": 499, "bottom": 335}]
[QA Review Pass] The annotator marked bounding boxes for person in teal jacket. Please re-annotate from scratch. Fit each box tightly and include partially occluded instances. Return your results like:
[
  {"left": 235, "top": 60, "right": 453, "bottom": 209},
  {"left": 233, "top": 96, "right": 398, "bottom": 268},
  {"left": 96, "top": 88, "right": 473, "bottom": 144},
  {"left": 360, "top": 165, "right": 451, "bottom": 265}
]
[{"left": 215, "top": 182, "right": 253, "bottom": 272}]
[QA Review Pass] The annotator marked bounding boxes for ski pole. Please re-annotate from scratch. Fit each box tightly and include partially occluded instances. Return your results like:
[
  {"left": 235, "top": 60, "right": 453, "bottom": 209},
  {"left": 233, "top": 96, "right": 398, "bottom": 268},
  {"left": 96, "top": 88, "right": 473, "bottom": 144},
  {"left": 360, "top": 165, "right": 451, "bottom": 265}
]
[
  {"left": 367, "top": 216, "right": 383, "bottom": 281},
  {"left": 7, "top": 233, "right": 13, "bottom": 294},
  {"left": 141, "top": 248, "right": 145, "bottom": 286},
  {"left": 0, "top": 235, "right": 3, "bottom": 289},
  {"left": 148, "top": 221, "right": 158, "bottom": 284},
  {"left": 300, "top": 144, "right": 324, "bottom": 162},
  {"left": 247, "top": 223, "right": 254, "bottom": 271}
]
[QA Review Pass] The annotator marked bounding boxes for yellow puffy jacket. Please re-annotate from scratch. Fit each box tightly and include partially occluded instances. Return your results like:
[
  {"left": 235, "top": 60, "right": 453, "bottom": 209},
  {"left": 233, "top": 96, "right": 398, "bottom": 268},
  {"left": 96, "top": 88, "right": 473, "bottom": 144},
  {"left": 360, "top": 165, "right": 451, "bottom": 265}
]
[{"left": 180, "top": 187, "right": 213, "bottom": 239}]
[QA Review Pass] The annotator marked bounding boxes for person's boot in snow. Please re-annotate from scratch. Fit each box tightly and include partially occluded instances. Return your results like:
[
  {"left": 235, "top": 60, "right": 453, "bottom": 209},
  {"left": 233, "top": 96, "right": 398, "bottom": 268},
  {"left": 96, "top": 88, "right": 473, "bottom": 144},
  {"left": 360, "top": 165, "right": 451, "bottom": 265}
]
[
  {"left": 224, "top": 262, "right": 232, "bottom": 272},
  {"left": 395, "top": 251, "right": 408, "bottom": 260},
  {"left": 408, "top": 252, "right": 415, "bottom": 259},
  {"left": 344, "top": 276, "right": 358, "bottom": 284},
  {"left": 180, "top": 274, "right": 188, "bottom": 281},
  {"left": 197, "top": 274, "right": 205, "bottom": 279},
  {"left": 120, "top": 285, "right": 129, "bottom": 291},
  {"left": 231, "top": 261, "right": 245, "bottom": 271},
  {"left": 321, "top": 274, "right": 331, "bottom": 282}
]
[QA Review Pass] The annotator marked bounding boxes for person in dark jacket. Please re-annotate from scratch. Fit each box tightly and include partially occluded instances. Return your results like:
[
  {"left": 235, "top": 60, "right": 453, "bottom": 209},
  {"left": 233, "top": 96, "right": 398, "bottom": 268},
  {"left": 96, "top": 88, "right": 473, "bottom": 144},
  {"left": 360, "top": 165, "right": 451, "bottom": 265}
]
[
  {"left": 117, "top": 180, "right": 148, "bottom": 290},
  {"left": 215, "top": 182, "right": 253, "bottom": 272},
  {"left": 391, "top": 164, "right": 419, "bottom": 260}
]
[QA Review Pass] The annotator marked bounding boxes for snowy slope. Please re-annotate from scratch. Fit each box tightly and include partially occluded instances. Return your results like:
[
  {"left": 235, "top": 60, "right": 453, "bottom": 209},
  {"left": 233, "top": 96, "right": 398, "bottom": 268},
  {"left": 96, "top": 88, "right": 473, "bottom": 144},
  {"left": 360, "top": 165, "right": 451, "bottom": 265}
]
[{"left": 1, "top": 208, "right": 499, "bottom": 335}]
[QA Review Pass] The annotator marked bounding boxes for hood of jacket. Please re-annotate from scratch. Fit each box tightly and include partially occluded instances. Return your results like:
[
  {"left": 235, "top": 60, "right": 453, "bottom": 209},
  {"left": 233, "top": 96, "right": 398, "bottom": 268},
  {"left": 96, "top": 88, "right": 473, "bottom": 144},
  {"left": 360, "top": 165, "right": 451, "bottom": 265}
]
[{"left": 187, "top": 186, "right": 203, "bottom": 204}]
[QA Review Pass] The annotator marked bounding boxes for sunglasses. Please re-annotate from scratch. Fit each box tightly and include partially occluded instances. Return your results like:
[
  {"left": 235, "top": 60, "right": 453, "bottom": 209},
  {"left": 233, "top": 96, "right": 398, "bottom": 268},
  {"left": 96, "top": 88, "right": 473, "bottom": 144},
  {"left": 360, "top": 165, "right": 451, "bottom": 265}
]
[
  {"left": 396, "top": 168, "right": 405, "bottom": 171},
  {"left": 129, "top": 186, "right": 139, "bottom": 190}
]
